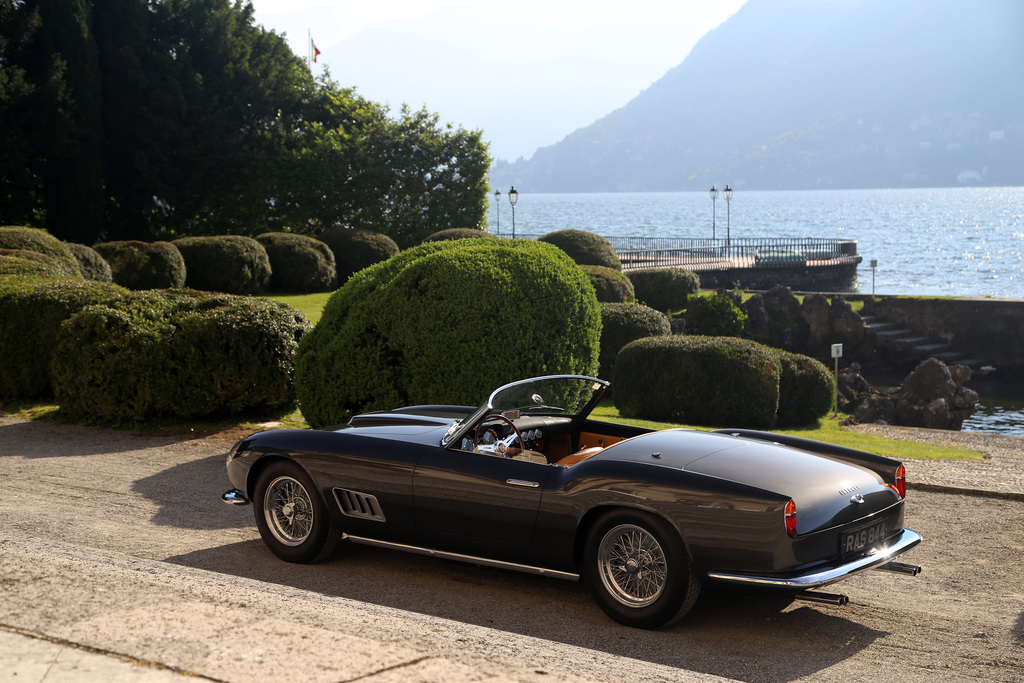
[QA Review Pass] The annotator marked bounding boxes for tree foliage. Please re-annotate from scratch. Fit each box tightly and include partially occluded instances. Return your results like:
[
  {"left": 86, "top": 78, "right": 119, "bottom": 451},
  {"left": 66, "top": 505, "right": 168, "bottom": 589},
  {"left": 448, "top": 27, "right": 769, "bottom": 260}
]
[{"left": 0, "top": 0, "right": 491, "bottom": 244}]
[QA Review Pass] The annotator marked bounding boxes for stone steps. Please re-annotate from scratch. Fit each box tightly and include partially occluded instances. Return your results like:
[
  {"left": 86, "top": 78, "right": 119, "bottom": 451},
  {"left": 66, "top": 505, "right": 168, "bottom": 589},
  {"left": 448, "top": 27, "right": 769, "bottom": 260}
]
[{"left": 859, "top": 314, "right": 994, "bottom": 373}]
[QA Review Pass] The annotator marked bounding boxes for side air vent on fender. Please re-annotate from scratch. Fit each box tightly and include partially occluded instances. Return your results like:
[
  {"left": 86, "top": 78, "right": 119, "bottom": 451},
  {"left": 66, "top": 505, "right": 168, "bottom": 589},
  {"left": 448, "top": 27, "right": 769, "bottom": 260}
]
[{"left": 333, "top": 488, "right": 387, "bottom": 522}]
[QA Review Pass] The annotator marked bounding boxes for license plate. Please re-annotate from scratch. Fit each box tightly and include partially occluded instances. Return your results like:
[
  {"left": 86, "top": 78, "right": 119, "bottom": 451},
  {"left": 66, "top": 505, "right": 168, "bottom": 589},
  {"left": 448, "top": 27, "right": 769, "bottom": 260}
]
[{"left": 840, "top": 519, "right": 890, "bottom": 558}]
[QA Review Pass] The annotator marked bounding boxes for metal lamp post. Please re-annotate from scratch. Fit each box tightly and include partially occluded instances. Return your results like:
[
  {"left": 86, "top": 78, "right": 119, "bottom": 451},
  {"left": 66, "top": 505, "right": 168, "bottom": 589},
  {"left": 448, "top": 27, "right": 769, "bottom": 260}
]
[
  {"left": 723, "top": 184, "right": 733, "bottom": 248},
  {"left": 709, "top": 185, "right": 719, "bottom": 240},
  {"left": 508, "top": 185, "right": 518, "bottom": 238},
  {"left": 494, "top": 189, "right": 501, "bottom": 236}
]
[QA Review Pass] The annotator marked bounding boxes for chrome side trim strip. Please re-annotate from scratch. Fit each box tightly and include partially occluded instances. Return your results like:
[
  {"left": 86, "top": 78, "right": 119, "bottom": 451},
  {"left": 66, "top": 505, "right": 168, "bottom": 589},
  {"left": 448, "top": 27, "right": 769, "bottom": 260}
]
[
  {"left": 344, "top": 535, "right": 580, "bottom": 581},
  {"left": 707, "top": 528, "right": 922, "bottom": 588}
]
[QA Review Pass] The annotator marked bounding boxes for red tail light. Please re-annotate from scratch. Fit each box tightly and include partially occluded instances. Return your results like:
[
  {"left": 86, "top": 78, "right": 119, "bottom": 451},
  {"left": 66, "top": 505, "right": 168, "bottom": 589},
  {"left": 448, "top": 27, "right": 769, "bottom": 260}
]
[
  {"left": 784, "top": 499, "right": 797, "bottom": 537},
  {"left": 895, "top": 464, "right": 906, "bottom": 498}
]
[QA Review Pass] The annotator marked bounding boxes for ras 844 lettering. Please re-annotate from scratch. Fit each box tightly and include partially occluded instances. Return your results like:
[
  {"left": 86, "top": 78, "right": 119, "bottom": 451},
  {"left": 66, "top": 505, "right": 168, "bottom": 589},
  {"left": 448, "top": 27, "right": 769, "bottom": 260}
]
[{"left": 222, "top": 375, "right": 921, "bottom": 628}]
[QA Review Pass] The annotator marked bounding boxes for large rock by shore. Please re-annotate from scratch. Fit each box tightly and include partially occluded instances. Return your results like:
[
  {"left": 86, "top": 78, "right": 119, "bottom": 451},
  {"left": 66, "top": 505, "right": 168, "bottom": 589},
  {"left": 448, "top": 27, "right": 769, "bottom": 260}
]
[{"left": 840, "top": 358, "right": 980, "bottom": 431}]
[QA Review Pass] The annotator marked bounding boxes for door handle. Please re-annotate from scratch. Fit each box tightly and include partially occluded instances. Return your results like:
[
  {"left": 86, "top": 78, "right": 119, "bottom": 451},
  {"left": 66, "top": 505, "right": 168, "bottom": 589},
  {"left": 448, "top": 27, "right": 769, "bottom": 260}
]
[{"left": 506, "top": 479, "right": 540, "bottom": 488}]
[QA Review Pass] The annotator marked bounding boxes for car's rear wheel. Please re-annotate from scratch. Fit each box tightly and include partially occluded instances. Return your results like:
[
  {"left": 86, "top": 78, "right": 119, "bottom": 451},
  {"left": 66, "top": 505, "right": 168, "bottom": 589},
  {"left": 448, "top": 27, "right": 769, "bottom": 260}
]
[
  {"left": 584, "top": 509, "right": 700, "bottom": 629},
  {"left": 253, "top": 460, "right": 342, "bottom": 563}
]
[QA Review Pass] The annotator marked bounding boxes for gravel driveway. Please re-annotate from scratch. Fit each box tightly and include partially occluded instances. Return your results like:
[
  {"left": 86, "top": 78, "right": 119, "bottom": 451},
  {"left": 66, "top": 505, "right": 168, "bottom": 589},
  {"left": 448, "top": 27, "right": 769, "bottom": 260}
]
[{"left": 1, "top": 416, "right": 1022, "bottom": 681}]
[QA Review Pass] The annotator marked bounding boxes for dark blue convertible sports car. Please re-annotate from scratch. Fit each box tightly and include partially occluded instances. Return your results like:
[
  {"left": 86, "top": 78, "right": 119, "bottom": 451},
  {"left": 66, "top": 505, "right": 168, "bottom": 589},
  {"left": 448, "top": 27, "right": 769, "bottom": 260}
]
[{"left": 223, "top": 375, "right": 921, "bottom": 628}]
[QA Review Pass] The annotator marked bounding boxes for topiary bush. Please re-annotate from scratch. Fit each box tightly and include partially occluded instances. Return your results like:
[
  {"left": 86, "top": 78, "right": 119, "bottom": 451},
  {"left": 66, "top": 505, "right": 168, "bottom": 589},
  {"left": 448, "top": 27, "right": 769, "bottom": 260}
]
[
  {"left": 0, "top": 275, "right": 126, "bottom": 400},
  {"left": 581, "top": 265, "right": 635, "bottom": 303},
  {"left": 626, "top": 267, "right": 701, "bottom": 313},
  {"left": 93, "top": 241, "right": 187, "bottom": 290},
  {"left": 295, "top": 239, "right": 601, "bottom": 427},
  {"left": 538, "top": 229, "right": 622, "bottom": 270},
  {"left": 422, "top": 228, "right": 496, "bottom": 242},
  {"left": 613, "top": 335, "right": 780, "bottom": 429},
  {"left": 599, "top": 303, "right": 670, "bottom": 381},
  {"left": 774, "top": 349, "right": 835, "bottom": 426},
  {"left": 51, "top": 291, "right": 309, "bottom": 424},
  {"left": 256, "top": 232, "right": 337, "bottom": 293},
  {"left": 318, "top": 227, "right": 400, "bottom": 283},
  {"left": 685, "top": 291, "right": 748, "bottom": 337},
  {"left": 0, "top": 250, "right": 72, "bottom": 278},
  {"left": 66, "top": 243, "right": 112, "bottom": 281},
  {"left": 0, "top": 226, "right": 81, "bottom": 277},
  {"left": 172, "top": 235, "right": 271, "bottom": 294}
]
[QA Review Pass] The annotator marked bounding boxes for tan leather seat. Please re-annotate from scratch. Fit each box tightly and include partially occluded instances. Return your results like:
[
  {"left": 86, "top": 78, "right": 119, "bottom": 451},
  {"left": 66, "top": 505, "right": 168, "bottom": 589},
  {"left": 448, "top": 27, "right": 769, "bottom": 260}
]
[{"left": 556, "top": 446, "right": 604, "bottom": 467}]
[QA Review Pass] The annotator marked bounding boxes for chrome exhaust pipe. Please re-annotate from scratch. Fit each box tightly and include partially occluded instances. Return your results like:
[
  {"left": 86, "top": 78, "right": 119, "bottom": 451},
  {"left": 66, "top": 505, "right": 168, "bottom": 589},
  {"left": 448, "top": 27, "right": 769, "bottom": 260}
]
[
  {"left": 794, "top": 591, "right": 849, "bottom": 606},
  {"left": 222, "top": 489, "right": 250, "bottom": 505},
  {"left": 874, "top": 560, "right": 922, "bottom": 576}
]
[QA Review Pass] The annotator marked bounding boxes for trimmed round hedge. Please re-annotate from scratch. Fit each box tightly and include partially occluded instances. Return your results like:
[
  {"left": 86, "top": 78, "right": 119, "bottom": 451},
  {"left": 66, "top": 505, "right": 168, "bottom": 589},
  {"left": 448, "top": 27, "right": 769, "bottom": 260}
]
[
  {"left": 256, "top": 232, "right": 336, "bottom": 292},
  {"left": 774, "top": 350, "right": 834, "bottom": 426},
  {"left": 52, "top": 291, "right": 310, "bottom": 423},
  {"left": 599, "top": 303, "right": 670, "bottom": 381},
  {"left": 581, "top": 265, "right": 635, "bottom": 303},
  {"left": 422, "top": 228, "right": 496, "bottom": 242},
  {"left": 173, "top": 235, "right": 271, "bottom": 294},
  {"left": 94, "top": 241, "right": 187, "bottom": 290},
  {"left": 538, "top": 229, "right": 622, "bottom": 270},
  {"left": 67, "top": 243, "right": 112, "bottom": 281},
  {"left": 613, "top": 335, "right": 780, "bottom": 429},
  {"left": 295, "top": 239, "right": 601, "bottom": 427},
  {"left": 318, "top": 227, "right": 400, "bottom": 283},
  {"left": 626, "top": 267, "right": 700, "bottom": 313},
  {"left": 0, "top": 250, "right": 73, "bottom": 278},
  {"left": 685, "top": 292, "right": 748, "bottom": 337},
  {"left": 0, "top": 226, "right": 81, "bottom": 277},
  {"left": 0, "top": 275, "right": 126, "bottom": 400}
]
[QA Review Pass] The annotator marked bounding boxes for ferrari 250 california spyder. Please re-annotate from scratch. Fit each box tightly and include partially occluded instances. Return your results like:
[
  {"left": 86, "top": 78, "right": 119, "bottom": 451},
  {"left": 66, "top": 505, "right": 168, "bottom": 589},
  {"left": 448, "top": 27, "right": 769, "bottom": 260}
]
[{"left": 222, "top": 375, "right": 921, "bottom": 628}]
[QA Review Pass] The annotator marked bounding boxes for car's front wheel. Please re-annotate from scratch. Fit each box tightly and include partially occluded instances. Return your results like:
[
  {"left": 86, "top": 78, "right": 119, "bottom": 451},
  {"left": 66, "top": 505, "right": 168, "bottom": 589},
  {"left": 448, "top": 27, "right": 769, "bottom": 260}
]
[
  {"left": 253, "top": 460, "right": 342, "bottom": 563},
  {"left": 584, "top": 510, "right": 700, "bottom": 628}
]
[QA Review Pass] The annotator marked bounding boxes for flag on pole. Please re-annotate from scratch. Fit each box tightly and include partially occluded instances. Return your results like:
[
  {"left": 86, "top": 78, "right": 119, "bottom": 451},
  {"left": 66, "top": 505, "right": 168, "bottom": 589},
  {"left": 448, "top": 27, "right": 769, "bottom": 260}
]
[{"left": 309, "top": 31, "right": 321, "bottom": 64}]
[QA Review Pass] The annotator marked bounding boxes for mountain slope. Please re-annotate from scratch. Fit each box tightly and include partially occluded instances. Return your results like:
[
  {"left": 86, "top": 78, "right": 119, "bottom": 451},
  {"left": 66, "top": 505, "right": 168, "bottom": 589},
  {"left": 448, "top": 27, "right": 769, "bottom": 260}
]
[{"left": 494, "top": 0, "right": 1024, "bottom": 191}]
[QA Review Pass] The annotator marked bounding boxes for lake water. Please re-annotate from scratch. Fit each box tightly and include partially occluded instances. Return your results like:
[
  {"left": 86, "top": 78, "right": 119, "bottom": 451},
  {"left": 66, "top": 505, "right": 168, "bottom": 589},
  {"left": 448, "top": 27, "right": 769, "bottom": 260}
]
[
  {"left": 489, "top": 186, "right": 1024, "bottom": 298},
  {"left": 487, "top": 186, "right": 1024, "bottom": 435}
]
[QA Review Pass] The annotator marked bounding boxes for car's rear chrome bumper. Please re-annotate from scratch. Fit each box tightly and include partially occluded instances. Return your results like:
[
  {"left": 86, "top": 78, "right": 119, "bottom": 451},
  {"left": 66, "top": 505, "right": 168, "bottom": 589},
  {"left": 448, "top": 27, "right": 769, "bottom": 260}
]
[
  {"left": 707, "top": 528, "right": 922, "bottom": 588},
  {"left": 222, "top": 488, "right": 250, "bottom": 505}
]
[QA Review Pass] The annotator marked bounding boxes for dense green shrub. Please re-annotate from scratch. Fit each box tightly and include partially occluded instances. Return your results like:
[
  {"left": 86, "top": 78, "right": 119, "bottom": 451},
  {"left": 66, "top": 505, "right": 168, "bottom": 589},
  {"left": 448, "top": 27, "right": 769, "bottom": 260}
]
[
  {"left": 774, "top": 350, "right": 835, "bottom": 426},
  {"left": 51, "top": 291, "right": 309, "bottom": 424},
  {"left": 0, "top": 275, "right": 126, "bottom": 400},
  {"left": 422, "top": 228, "right": 496, "bottom": 242},
  {"left": 295, "top": 239, "right": 601, "bottom": 427},
  {"left": 626, "top": 267, "right": 700, "bottom": 313},
  {"left": 581, "top": 265, "right": 635, "bottom": 303},
  {"left": 599, "top": 303, "right": 670, "bottom": 381},
  {"left": 538, "top": 229, "right": 622, "bottom": 270},
  {"left": 0, "top": 226, "right": 81, "bottom": 277},
  {"left": 613, "top": 335, "right": 780, "bottom": 429},
  {"left": 94, "top": 241, "right": 187, "bottom": 290},
  {"left": 172, "top": 235, "right": 271, "bottom": 294},
  {"left": 685, "top": 292, "right": 748, "bottom": 336},
  {"left": 66, "top": 243, "right": 112, "bottom": 281},
  {"left": 256, "top": 232, "right": 336, "bottom": 292},
  {"left": 0, "top": 250, "right": 70, "bottom": 278},
  {"left": 318, "top": 227, "right": 400, "bottom": 283}
]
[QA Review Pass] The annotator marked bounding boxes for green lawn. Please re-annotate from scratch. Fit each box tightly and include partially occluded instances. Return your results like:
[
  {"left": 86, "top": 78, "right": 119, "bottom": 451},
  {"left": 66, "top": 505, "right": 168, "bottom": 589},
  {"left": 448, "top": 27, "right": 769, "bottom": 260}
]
[{"left": 269, "top": 292, "right": 332, "bottom": 325}]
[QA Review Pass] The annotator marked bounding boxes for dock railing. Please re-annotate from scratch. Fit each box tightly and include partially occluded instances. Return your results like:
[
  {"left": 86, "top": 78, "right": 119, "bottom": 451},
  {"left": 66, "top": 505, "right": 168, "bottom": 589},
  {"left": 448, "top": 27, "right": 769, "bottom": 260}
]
[{"left": 514, "top": 235, "right": 859, "bottom": 271}]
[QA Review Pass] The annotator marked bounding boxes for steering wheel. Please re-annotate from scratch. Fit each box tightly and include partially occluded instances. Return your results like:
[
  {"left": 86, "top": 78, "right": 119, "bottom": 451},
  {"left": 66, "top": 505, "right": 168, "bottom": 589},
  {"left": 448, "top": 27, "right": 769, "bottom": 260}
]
[{"left": 474, "top": 414, "right": 524, "bottom": 457}]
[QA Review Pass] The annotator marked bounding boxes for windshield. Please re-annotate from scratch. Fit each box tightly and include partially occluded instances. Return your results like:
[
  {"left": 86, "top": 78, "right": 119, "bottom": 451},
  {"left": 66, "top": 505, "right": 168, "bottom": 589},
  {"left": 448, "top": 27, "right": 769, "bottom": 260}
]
[{"left": 441, "top": 375, "right": 607, "bottom": 447}]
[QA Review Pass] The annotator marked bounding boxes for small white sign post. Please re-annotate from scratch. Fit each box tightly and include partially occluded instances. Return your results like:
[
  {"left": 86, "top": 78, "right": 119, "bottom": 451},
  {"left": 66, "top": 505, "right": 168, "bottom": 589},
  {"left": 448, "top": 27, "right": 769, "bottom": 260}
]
[{"left": 831, "top": 343, "right": 843, "bottom": 416}]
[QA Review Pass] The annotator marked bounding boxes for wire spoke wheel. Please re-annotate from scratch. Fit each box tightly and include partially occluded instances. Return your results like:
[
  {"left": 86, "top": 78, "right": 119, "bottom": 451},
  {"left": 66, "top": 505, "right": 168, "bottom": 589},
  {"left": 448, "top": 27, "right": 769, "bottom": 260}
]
[
  {"left": 264, "top": 475, "right": 315, "bottom": 546},
  {"left": 597, "top": 523, "right": 668, "bottom": 607}
]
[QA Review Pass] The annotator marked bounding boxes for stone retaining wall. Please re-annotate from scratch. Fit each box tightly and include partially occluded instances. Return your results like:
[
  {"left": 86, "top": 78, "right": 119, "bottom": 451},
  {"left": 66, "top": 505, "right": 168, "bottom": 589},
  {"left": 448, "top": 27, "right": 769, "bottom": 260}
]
[{"left": 862, "top": 296, "right": 1024, "bottom": 377}]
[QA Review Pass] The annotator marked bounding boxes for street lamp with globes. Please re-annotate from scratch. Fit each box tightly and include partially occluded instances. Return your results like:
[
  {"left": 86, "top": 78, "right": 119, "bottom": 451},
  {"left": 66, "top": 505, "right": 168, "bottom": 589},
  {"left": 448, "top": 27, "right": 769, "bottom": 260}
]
[
  {"left": 494, "top": 189, "right": 501, "bottom": 236},
  {"left": 508, "top": 185, "right": 519, "bottom": 238},
  {"left": 723, "top": 184, "right": 733, "bottom": 246},
  {"left": 709, "top": 185, "right": 719, "bottom": 240}
]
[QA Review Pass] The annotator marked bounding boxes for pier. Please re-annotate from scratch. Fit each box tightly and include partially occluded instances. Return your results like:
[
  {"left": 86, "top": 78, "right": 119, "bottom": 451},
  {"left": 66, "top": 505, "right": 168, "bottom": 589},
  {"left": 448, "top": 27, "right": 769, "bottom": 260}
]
[{"left": 522, "top": 235, "right": 863, "bottom": 292}]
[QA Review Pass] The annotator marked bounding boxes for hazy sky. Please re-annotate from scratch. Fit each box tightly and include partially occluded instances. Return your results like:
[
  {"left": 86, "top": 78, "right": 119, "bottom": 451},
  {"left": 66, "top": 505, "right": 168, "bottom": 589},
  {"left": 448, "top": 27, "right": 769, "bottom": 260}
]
[{"left": 249, "top": 1, "right": 747, "bottom": 160}]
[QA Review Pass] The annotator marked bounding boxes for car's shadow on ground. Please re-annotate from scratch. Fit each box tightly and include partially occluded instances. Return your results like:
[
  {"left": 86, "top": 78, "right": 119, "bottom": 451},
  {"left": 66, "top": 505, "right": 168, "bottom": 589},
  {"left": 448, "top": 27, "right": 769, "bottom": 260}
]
[{"left": 165, "top": 538, "right": 888, "bottom": 682}]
